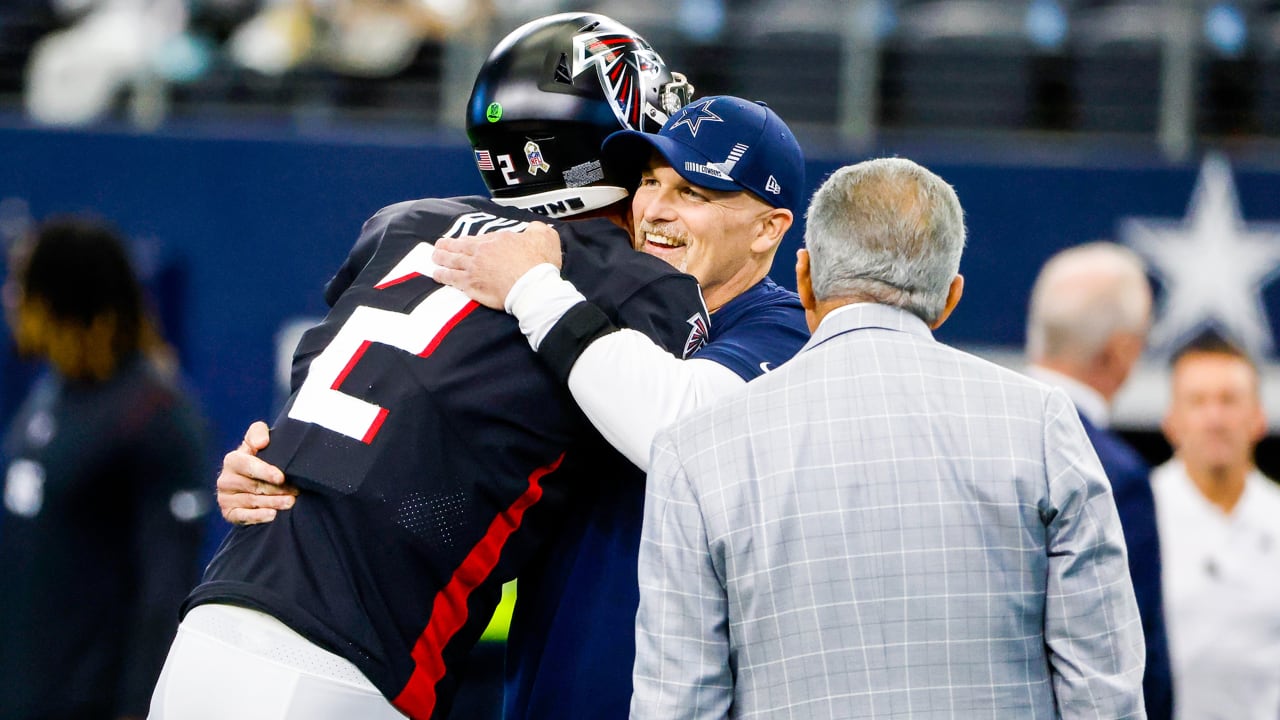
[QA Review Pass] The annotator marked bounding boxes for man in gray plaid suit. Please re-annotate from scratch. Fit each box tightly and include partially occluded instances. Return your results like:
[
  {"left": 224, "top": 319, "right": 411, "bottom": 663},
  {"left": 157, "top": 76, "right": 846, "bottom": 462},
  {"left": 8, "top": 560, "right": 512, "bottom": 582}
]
[{"left": 633, "top": 157, "right": 1147, "bottom": 719}]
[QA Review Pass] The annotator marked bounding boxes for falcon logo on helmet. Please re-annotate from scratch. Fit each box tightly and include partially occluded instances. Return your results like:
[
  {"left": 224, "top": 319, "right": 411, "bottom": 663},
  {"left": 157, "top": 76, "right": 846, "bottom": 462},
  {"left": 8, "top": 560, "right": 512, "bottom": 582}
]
[
  {"left": 466, "top": 13, "right": 694, "bottom": 218},
  {"left": 572, "top": 30, "right": 668, "bottom": 132}
]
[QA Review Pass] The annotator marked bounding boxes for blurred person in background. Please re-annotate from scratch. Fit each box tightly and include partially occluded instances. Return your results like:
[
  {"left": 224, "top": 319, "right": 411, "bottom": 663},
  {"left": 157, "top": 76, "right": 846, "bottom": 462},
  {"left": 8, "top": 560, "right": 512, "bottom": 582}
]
[
  {"left": 1025, "top": 241, "right": 1173, "bottom": 720},
  {"left": 22, "top": 0, "right": 494, "bottom": 127},
  {"left": 0, "top": 216, "right": 209, "bottom": 720},
  {"left": 24, "top": 0, "right": 191, "bottom": 125},
  {"left": 226, "top": 0, "right": 492, "bottom": 78},
  {"left": 1153, "top": 331, "right": 1280, "bottom": 720}
]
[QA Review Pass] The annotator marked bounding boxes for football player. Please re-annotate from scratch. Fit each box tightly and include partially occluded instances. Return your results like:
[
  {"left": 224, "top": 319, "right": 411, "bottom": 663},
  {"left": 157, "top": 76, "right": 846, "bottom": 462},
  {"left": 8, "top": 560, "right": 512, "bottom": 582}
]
[
  {"left": 213, "top": 27, "right": 813, "bottom": 720},
  {"left": 148, "top": 13, "right": 703, "bottom": 720}
]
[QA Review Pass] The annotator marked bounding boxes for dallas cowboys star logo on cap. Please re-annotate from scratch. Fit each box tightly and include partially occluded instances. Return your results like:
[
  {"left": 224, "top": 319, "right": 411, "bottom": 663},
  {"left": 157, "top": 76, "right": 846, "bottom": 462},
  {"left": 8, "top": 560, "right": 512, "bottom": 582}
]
[{"left": 670, "top": 98, "right": 723, "bottom": 137}]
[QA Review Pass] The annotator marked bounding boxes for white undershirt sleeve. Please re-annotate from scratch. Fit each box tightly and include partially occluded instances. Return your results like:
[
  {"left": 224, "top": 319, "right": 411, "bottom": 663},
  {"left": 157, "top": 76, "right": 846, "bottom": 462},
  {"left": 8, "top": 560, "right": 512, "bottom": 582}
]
[
  {"left": 504, "top": 263, "right": 746, "bottom": 471},
  {"left": 567, "top": 336, "right": 744, "bottom": 471},
  {"left": 505, "top": 263, "right": 586, "bottom": 351}
]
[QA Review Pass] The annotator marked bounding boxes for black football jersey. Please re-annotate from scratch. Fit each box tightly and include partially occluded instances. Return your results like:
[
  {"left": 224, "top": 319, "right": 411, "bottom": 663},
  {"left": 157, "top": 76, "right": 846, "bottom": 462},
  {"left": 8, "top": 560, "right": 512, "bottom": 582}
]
[{"left": 185, "top": 197, "right": 707, "bottom": 719}]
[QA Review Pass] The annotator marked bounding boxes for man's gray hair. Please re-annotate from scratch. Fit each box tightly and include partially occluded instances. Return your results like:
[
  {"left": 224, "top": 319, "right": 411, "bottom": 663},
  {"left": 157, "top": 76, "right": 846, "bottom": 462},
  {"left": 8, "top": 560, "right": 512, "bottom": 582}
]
[
  {"left": 804, "top": 158, "right": 966, "bottom": 324},
  {"left": 1026, "top": 242, "right": 1152, "bottom": 364}
]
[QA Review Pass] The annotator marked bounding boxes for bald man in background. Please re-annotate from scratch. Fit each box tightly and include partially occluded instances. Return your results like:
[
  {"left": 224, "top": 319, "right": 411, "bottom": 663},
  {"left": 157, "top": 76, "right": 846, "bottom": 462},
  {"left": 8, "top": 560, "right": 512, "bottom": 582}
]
[{"left": 1025, "top": 242, "right": 1172, "bottom": 720}]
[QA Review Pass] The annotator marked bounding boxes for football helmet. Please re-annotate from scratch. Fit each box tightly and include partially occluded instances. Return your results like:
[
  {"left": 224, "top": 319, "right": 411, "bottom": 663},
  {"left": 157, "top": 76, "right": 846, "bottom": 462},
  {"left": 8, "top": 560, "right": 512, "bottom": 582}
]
[{"left": 466, "top": 13, "right": 693, "bottom": 218}]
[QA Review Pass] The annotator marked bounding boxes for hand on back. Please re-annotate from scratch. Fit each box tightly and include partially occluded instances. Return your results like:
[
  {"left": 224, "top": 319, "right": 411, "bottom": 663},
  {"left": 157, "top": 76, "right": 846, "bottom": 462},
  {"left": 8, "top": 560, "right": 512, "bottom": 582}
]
[{"left": 431, "top": 221, "right": 563, "bottom": 309}]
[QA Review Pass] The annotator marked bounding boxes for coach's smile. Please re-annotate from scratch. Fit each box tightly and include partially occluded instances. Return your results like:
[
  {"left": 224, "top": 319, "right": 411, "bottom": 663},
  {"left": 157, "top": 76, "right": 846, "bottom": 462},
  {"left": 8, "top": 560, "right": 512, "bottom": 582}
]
[
  {"left": 641, "top": 229, "right": 689, "bottom": 267},
  {"left": 631, "top": 161, "right": 788, "bottom": 312},
  {"left": 645, "top": 231, "right": 685, "bottom": 249}
]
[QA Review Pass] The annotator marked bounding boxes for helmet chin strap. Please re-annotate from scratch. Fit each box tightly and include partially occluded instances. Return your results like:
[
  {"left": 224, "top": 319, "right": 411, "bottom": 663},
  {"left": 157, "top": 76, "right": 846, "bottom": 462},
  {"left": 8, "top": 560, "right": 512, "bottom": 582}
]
[{"left": 493, "top": 186, "right": 629, "bottom": 219}]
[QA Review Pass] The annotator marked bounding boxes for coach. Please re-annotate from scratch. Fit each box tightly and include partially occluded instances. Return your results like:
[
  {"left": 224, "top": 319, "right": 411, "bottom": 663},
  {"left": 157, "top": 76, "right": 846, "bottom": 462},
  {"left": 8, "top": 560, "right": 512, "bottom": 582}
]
[{"left": 429, "top": 94, "right": 811, "bottom": 718}]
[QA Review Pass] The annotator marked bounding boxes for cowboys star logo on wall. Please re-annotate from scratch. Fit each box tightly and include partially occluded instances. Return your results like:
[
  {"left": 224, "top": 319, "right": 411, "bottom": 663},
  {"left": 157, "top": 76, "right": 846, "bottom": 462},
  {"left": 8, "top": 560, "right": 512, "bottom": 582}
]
[
  {"left": 572, "top": 30, "right": 666, "bottom": 131},
  {"left": 1121, "top": 153, "right": 1280, "bottom": 358}
]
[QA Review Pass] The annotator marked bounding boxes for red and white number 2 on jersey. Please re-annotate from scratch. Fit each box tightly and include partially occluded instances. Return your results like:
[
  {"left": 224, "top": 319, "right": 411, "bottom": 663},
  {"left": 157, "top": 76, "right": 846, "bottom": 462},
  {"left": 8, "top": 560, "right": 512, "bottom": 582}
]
[{"left": 287, "top": 212, "right": 527, "bottom": 443}]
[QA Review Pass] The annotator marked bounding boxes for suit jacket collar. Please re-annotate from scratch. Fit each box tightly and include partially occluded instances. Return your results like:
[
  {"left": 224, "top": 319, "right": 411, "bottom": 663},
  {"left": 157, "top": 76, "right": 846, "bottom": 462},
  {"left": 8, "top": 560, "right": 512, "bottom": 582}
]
[{"left": 802, "top": 303, "right": 934, "bottom": 355}]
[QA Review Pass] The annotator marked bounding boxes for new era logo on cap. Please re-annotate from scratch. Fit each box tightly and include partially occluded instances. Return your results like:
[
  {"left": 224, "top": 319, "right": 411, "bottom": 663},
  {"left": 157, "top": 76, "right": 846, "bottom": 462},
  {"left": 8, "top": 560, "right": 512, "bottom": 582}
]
[{"left": 601, "top": 95, "right": 805, "bottom": 215}]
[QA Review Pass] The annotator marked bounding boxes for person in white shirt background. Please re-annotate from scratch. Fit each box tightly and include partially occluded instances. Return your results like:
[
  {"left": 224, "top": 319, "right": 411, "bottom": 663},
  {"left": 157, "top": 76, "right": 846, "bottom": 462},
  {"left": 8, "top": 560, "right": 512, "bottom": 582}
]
[{"left": 1152, "top": 331, "right": 1280, "bottom": 720}]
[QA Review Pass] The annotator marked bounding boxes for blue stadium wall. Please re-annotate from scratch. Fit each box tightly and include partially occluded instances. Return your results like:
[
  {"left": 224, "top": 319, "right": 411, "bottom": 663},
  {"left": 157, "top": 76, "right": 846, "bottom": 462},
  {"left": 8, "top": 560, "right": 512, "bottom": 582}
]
[{"left": 4, "top": 123, "right": 1280, "bottom": 511}]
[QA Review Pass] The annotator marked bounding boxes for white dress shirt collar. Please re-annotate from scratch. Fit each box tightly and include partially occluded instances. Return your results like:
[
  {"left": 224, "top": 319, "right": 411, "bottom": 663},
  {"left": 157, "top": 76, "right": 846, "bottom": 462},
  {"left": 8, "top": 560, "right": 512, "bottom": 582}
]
[{"left": 1025, "top": 365, "right": 1110, "bottom": 428}]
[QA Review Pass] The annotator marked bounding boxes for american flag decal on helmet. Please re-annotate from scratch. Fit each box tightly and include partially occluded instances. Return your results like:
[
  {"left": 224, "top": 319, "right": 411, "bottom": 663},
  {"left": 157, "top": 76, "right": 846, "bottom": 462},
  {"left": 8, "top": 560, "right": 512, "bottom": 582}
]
[
  {"left": 572, "top": 30, "right": 665, "bottom": 132},
  {"left": 683, "top": 313, "right": 709, "bottom": 358}
]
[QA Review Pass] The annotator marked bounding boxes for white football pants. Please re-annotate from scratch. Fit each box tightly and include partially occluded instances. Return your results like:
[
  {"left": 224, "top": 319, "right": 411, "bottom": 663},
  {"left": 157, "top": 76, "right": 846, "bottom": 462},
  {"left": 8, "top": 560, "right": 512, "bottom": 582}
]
[{"left": 149, "top": 603, "right": 406, "bottom": 719}]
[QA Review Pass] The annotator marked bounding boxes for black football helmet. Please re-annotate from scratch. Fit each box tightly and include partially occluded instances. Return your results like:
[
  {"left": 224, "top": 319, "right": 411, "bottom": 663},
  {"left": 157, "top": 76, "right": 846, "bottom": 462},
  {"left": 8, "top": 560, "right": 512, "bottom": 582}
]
[{"left": 466, "top": 13, "right": 694, "bottom": 218}]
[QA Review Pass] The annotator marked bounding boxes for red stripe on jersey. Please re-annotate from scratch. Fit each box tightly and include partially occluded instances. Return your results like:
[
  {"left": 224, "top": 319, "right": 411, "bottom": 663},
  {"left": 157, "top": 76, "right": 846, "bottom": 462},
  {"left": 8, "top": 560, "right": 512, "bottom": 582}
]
[
  {"left": 375, "top": 273, "right": 419, "bottom": 290},
  {"left": 393, "top": 453, "right": 566, "bottom": 718},
  {"left": 361, "top": 407, "right": 389, "bottom": 444},
  {"left": 419, "top": 301, "right": 479, "bottom": 358},
  {"left": 351, "top": 301, "right": 478, "bottom": 445},
  {"left": 333, "top": 340, "right": 372, "bottom": 389}
]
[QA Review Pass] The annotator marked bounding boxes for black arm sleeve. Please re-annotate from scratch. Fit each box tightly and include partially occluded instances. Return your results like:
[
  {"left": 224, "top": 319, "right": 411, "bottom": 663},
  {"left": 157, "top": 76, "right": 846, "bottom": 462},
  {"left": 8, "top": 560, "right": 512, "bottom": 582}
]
[
  {"left": 537, "top": 302, "right": 619, "bottom": 384},
  {"left": 538, "top": 270, "right": 707, "bottom": 382}
]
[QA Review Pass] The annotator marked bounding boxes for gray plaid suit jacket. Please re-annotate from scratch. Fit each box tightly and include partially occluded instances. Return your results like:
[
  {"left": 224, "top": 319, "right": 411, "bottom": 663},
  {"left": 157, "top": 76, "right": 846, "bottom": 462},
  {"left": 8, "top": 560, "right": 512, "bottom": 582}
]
[{"left": 633, "top": 303, "right": 1146, "bottom": 719}]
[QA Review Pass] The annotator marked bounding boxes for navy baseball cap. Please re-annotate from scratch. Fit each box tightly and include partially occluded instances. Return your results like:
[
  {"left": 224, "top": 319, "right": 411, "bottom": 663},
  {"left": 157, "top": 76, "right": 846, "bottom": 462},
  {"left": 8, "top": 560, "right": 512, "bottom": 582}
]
[{"left": 601, "top": 95, "right": 805, "bottom": 215}]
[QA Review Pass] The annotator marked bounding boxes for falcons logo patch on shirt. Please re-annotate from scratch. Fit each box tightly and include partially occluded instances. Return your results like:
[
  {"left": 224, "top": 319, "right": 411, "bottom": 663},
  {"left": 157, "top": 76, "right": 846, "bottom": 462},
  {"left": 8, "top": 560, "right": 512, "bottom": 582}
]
[
  {"left": 683, "top": 313, "right": 709, "bottom": 358},
  {"left": 572, "top": 30, "right": 666, "bottom": 132}
]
